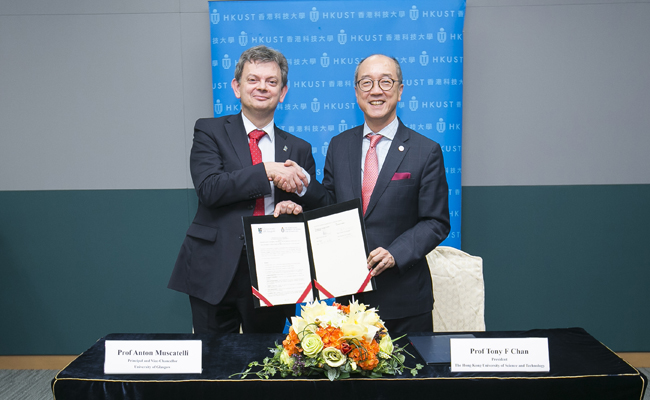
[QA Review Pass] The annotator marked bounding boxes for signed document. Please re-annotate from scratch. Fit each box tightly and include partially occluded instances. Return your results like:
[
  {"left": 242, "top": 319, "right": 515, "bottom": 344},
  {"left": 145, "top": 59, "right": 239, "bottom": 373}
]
[
  {"left": 249, "top": 221, "right": 313, "bottom": 306},
  {"left": 307, "top": 208, "right": 371, "bottom": 300},
  {"left": 242, "top": 199, "right": 375, "bottom": 307}
]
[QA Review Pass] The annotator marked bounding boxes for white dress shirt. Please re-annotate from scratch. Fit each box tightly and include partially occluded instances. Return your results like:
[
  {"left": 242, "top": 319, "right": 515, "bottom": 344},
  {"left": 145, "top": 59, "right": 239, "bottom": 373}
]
[
  {"left": 242, "top": 115, "right": 276, "bottom": 215},
  {"left": 242, "top": 114, "right": 309, "bottom": 215},
  {"left": 361, "top": 117, "right": 399, "bottom": 184}
]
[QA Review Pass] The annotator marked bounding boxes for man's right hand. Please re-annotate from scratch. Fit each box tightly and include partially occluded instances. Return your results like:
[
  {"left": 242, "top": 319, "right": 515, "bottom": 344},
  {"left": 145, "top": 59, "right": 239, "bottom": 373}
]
[{"left": 264, "top": 160, "right": 308, "bottom": 193}]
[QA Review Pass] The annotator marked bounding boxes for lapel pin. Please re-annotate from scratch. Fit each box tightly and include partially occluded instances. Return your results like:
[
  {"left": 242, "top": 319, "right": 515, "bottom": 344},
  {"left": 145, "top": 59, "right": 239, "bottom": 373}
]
[
  {"left": 398, "top": 145, "right": 404, "bottom": 152},
  {"left": 283, "top": 145, "right": 288, "bottom": 152}
]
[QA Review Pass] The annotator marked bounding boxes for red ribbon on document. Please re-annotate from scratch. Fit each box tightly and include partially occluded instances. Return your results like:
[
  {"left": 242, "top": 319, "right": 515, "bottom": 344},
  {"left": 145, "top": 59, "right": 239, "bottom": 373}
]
[
  {"left": 313, "top": 271, "right": 373, "bottom": 300},
  {"left": 313, "top": 280, "right": 335, "bottom": 299},
  {"left": 253, "top": 282, "right": 314, "bottom": 306},
  {"left": 296, "top": 281, "right": 313, "bottom": 304},
  {"left": 356, "top": 270, "right": 373, "bottom": 293},
  {"left": 251, "top": 286, "right": 273, "bottom": 307}
]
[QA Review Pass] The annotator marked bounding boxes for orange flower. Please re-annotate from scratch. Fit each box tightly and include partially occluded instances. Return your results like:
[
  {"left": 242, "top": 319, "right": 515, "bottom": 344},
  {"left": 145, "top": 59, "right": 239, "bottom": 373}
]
[
  {"left": 332, "top": 302, "right": 351, "bottom": 314},
  {"left": 358, "top": 354, "right": 379, "bottom": 370},
  {"left": 347, "top": 338, "right": 380, "bottom": 370},
  {"left": 282, "top": 327, "right": 302, "bottom": 356},
  {"left": 316, "top": 326, "right": 344, "bottom": 350},
  {"left": 340, "top": 342, "right": 352, "bottom": 355}
]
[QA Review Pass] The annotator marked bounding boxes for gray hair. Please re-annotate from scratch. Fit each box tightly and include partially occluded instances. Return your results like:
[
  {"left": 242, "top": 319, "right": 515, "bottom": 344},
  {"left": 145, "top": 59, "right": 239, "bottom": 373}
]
[
  {"left": 234, "top": 45, "right": 289, "bottom": 87},
  {"left": 354, "top": 54, "right": 403, "bottom": 83}
]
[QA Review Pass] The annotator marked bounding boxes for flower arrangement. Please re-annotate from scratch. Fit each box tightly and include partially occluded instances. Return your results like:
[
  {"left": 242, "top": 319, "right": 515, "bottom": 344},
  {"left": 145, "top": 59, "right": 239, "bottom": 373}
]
[{"left": 232, "top": 301, "right": 423, "bottom": 381}]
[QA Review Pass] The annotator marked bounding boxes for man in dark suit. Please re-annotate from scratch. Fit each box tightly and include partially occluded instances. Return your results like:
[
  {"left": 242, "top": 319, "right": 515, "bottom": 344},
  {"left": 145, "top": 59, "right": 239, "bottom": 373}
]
[
  {"left": 168, "top": 45, "right": 313, "bottom": 334},
  {"left": 281, "top": 54, "right": 450, "bottom": 332}
]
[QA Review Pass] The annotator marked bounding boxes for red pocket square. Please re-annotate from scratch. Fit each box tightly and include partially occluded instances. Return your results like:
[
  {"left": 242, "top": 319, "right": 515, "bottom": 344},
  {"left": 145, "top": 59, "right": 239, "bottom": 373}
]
[{"left": 392, "top": 172, "right": 411, "bottom": 180}]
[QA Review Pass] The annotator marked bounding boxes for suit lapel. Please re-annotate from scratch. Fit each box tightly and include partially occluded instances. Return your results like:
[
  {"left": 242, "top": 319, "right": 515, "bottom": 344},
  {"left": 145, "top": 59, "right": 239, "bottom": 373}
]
[
  {"left": 365, "top": 121, "right": 410, "bottom": 217},
  {"left": 348, "top": 126, "right": 364, "bottom": 198},
  {"left": 274, "top": 126, "right": 290, "bottom": 163},
  {"left": 273, "top": 126, "right": 292, "bottom": 203},
  {"left": 225, "top": 113, "right": 252, "bottom": 168}
]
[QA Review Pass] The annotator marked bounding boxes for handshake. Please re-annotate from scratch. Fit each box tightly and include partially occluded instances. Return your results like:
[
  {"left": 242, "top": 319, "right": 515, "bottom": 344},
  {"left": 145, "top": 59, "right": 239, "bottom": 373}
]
[{"left": 264, "top": 159, "right": 308, "bottom": 194}]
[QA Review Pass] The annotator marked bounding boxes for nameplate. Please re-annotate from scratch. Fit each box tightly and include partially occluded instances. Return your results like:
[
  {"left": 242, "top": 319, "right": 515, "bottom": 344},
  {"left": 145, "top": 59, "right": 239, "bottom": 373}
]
[
  {"left": 450, "top": 338, "right": 550, "bottom": 372},
  {"left": 104, "top": 340, "right": 202, "bottom": 374}
]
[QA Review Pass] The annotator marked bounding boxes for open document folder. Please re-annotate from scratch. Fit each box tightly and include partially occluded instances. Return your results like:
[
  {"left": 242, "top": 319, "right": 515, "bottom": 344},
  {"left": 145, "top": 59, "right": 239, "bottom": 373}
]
[{"left": 242, "top": 199, "right": 376, "bottom": 307}]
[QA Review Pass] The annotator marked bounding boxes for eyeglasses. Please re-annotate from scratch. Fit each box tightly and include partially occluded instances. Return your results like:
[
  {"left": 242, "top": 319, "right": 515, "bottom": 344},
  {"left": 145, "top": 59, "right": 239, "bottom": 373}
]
[{"left": 355, "top": 78, "right": 400, "bottom": 92}]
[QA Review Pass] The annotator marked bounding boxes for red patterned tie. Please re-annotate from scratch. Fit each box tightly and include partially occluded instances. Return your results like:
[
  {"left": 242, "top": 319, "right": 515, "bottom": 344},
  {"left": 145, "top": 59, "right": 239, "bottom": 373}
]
[
  {"left": 249, "top": 129, "right": 267, "bottom": 216},
  {"left": 362, "top": 134, "right": 382, "bottom": 215}
]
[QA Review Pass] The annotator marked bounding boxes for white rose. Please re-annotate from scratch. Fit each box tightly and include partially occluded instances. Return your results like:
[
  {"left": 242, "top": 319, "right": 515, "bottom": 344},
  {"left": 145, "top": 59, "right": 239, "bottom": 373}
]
[{"left": 322, "top": 347, "right": 346, "bottom": 368}]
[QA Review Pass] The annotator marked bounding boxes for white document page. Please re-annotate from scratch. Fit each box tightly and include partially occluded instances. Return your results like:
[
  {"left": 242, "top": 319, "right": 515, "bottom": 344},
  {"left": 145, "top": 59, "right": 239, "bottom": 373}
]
[
  {"left": 250, "top": 222, "right": 313, "bottom": 305},
  {"left": 307, "top": 208, "right": 371, "bottom": 297}
]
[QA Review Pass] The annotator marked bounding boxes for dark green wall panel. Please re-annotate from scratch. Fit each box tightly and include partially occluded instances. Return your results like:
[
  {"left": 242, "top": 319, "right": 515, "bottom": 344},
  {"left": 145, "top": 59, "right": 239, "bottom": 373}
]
[
  {"left": 0, "top": 190, "right": 196, "bottom": 355},
  {"left": 462, "top": 185, "right": 650, "bottom": 351},
  {"left": 1, "top": 185, "right": 648, "bottom": 354}
]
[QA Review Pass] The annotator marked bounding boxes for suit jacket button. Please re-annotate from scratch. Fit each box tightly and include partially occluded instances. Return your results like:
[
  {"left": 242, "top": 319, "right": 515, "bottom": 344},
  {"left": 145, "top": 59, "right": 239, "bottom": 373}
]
[
  {"left": 248, "top": 205, "right": 254, "bottom": 210},
  {"left": 239, "top": 234, "right": 244, "bottom": 240}
]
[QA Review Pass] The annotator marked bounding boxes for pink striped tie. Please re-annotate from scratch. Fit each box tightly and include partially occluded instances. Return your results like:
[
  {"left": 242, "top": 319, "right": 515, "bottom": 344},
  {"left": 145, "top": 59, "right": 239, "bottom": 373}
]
[
  {"left": 249, "top": 129, "right": 266, "bottom": 216},
  {"left": 362, "top": 134, "right": 382, "bottom": 215}
]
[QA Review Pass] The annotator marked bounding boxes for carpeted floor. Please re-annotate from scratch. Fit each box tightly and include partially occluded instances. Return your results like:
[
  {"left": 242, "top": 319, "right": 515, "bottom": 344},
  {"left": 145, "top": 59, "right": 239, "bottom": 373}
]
[
  {"left": 1, "top": 368, "right": 649, "bottom": 399},
  {"left": 0, "top": 369, "right": 58, "bottom": 400}
]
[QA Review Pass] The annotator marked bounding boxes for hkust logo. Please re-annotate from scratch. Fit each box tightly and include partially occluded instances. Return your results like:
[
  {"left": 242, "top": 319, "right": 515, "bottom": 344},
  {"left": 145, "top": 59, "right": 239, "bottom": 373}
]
[
  {"left": 311, "top": 98, "right": 320, "bottom": 113},
  {"left": 222, "top": 54, "right": 231, "bottom": 69},
  {"left": 437, "top": 118, "right": 446, "bottom": 133},
  {"left": 338, "top": 30, "right": 347, "bottom": 45},
  {"left": 211, "top": 9, "right": 220, "bottom": 24},
  {"left": 409, "top": 97, "right": 418, "bottom": 111},
  {"left": 420, "top": 52, "right": 429, "bottom": 66},
  {"left": 410, "top": 6, "right": 419, "bottom": 21},
  {"left": 437, "top": 28, "right": 447, "bottom": 43},
  {"left": 321, "top": 53, "right": 330, "bottom": 67},
  {"left": 310, "top": 7, "right": 319, "bottom": 22},
  {"left": 239, "top": 31, "right": 248, "bottom": 46},
  {"left": 338, "top": 120, "right": 348, "bottom": 133}
]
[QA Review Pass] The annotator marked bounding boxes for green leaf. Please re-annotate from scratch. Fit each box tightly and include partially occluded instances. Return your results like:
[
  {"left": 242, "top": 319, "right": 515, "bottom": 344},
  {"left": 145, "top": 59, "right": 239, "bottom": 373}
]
[
  {"left": 326, "top": 368, "right": 340, "bottom": 381},
  {"left": 392, "top": 334, "right": 407, "bottom": 342}
]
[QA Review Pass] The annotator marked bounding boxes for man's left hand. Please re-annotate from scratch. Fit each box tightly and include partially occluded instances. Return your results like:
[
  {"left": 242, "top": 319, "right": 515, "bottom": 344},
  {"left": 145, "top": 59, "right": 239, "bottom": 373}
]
[
  {"left": 367, "top": 247, "right": 395, "bottom": 276},
  {"left": 273, "top": 200, "right": 303, "bottom": 217}
]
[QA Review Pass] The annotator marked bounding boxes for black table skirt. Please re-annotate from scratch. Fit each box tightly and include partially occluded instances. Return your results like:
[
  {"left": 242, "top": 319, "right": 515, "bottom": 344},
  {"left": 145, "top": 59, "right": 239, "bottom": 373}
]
[{"left": 52, "top": 328, "right": 647, "bottom": 400}]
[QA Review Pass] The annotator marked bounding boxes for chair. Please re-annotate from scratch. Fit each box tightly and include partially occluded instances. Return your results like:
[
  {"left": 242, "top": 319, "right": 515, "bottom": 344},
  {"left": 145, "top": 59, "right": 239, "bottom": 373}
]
[{"left": 426, "top": 246, "right": 485, "bottom": 332}]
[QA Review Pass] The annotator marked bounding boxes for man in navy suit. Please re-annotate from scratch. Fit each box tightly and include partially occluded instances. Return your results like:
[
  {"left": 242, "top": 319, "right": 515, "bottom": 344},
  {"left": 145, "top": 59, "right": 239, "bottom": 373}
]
[
  {"left": 168, "top": 45, "right": 314, "bottom": 334},
  {"left": 281, "top": 54, "right": 450, "bottom": 332}
]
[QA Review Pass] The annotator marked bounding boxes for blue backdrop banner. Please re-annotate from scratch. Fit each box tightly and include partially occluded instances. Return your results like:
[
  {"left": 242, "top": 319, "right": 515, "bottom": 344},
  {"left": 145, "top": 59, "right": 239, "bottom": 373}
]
[{"left": 209, "top": 0, "right": 465, "bottom": 248}]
